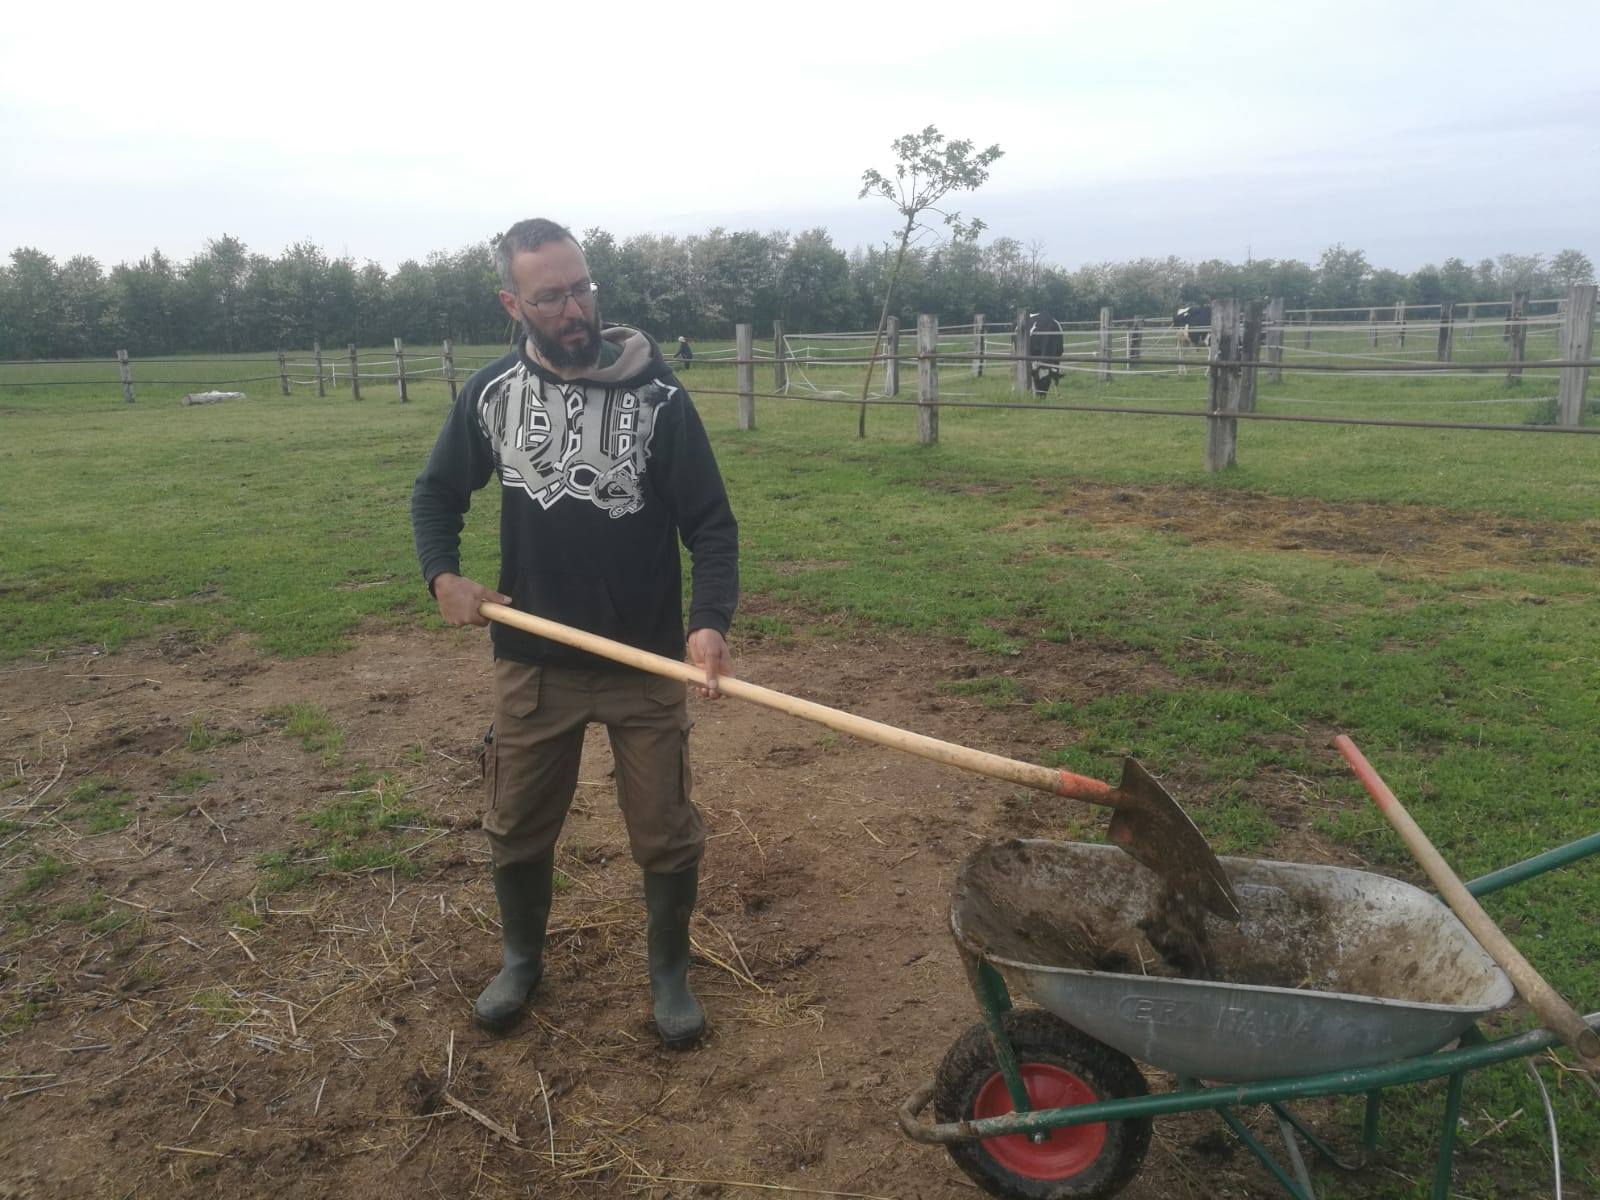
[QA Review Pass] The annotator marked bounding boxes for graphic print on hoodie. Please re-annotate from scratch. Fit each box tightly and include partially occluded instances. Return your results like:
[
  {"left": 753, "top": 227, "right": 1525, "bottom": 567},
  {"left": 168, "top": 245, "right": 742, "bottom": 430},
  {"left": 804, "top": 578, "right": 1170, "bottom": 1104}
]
[{"left": 478, "top": 369, "right": 671, "bottom": 520}]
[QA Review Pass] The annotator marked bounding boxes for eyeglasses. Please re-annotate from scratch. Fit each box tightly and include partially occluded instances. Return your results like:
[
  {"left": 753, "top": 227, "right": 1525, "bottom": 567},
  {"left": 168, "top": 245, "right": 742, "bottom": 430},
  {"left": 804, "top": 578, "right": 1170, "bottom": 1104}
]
[{"left": 517, "top": 280, "right": 599, "bottom": 317}]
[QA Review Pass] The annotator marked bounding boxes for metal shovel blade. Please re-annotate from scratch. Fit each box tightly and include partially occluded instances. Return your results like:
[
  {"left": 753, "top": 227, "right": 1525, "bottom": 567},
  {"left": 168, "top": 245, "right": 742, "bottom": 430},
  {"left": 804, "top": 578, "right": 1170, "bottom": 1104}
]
[{"left": 1106, "top": 758, "right": 1241, "bottom": 921}]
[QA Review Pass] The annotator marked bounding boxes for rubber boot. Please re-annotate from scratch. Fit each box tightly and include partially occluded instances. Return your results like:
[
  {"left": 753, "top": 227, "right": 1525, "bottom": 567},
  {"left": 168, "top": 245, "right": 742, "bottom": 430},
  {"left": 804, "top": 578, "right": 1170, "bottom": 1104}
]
[
  {"left": 643, "top": 865, "right": 706, "bottom": 1048},
  {"left": 473, "top": 855, "right": 553, "bottom": 1033}
]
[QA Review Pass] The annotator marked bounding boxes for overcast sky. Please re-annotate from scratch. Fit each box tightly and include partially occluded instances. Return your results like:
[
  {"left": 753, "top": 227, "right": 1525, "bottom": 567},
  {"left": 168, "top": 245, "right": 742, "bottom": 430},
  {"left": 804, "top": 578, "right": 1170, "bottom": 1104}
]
[{"left": 3, "top": 0, "right": 1596, "bottom": 273}]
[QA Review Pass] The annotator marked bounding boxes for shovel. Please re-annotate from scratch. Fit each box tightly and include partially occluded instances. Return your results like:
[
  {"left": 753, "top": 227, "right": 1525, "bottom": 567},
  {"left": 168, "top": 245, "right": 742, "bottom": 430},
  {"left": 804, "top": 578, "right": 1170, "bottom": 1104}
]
[{"left": 480, "top": 603, "right": 1239, "bottom": 921}]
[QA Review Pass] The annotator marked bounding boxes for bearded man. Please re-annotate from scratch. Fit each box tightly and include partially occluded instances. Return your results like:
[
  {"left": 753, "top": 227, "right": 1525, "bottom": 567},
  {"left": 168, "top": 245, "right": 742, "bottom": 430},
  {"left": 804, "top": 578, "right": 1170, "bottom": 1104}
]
[{"left": 411, "top": 218, "right": 738, "bottom": 1047}]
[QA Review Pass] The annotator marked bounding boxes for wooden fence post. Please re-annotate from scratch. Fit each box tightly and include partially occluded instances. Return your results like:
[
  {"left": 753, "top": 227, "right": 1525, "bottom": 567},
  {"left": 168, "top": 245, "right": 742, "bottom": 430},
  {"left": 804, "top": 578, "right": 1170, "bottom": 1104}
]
[
  {"left": 394, "top": 337, "right": 408, "bottom": 402},
  {"left": 972, "top": 313, "right": 985, "bottom": 377},
  {"left": 1098, "top": 307, "right": 1112, "bottom": 383},
  {"left": 1506, "top": 291, "right": 1528, "bottom": 383},
  {"left": 1238, "top": 300, "right": 1263, "bottom": 414},
  {"left": 1435, "top": 303, "right": 1454, "bottom": 363},
  {"left": 1301, "top": 311, "right": 1312, "bottom": 350},
  {"left": 1013, "top": 307, "right": 1028, "bottom": 394},
  {"left": 1557, "top": 283, "right": 1597, "bottom": 427},
  {"left": 117, "top": 349, "right": 134, "bottom": 404},
  {"left": 1394, "top": 301, "right": 1407, "bottom": 349},
  {"left": 443, "top": 338, "right": 457, "bottom": 403},
  {"left": 1129, "top": 317, "right": 1143, "bottom": 369},
  {"left": 736, "top": 323, "right": 754, "bottom": 431},
  {"left": 1465, "top": 301, "right": 1476, "bottom": 341},
  {"left": 1368, "top": 307, "right": 1378, "bottom": 349},
  {"left": 885, "top": 316, "right": 900, "bottom": 396},
  {"left": 1205, "top": 298, "right": 1241, "bottom": 472},
  {"left": 772, "top": 321, "right": 787, "bottom": 392},
  {"left": 917, "top": 313, "right": 939, "bottom": 445},
  {"left": 314, "top": 340, "right": 326, "bottom": 397},
  {"left": 348, "top": 344, "right": 361, "bottom": 400},
  {"left": 1264, "top": 298, "right": 1284, "bottom": 384},
  {"left": 277, "top": 349, "right": 290, "bottom": 396}
]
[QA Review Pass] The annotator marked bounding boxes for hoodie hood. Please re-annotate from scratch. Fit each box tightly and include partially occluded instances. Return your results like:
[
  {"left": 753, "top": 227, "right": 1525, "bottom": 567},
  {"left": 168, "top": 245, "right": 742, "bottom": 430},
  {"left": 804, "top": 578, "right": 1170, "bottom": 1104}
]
[{"left": 520, "top": 325, "right": 664, "bottom": 388}]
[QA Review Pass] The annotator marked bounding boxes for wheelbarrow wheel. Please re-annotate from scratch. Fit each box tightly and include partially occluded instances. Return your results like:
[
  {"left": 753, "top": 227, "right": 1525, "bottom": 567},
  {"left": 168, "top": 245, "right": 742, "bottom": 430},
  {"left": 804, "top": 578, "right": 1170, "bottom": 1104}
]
[{"left": 933, "top": 1008, "right": 1151, "bottom": 1199}]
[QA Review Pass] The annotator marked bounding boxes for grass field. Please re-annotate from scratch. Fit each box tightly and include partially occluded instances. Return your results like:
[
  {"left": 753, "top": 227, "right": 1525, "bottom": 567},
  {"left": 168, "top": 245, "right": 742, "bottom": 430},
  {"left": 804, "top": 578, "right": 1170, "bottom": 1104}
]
[{"left": 2, "top": 337, "right": 1598, "bottom": 1196}]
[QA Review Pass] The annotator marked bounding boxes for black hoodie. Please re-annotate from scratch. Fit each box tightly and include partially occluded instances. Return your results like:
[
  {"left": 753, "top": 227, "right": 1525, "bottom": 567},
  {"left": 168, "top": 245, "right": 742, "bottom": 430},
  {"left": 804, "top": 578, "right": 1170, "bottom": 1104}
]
[{"left": 411, "top": 326, "right": 738, "bottom": 668}]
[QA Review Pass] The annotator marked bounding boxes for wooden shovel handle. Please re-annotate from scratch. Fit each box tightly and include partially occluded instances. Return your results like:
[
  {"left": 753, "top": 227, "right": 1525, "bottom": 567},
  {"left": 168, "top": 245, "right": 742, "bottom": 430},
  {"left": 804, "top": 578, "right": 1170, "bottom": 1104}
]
[
  {"left": 480, "top": 603, "right": 1120, "bottom": 810},
  {"left": 1336, "top": 735, "right": 1600, "bottom": 1071}
]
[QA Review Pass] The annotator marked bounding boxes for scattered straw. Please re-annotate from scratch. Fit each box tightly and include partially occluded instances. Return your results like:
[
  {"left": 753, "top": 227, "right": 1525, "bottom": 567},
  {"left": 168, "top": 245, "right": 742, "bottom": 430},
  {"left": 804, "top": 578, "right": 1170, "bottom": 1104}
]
[
  {"left": 537, "top": 1069, "right": 555, "bottom": 1164},
  {"left": 226, "top": 929, "right": 256, "bottom": 962},
  {"left": 444, "top": 1092, "right": 522, "bottom": 1146}
]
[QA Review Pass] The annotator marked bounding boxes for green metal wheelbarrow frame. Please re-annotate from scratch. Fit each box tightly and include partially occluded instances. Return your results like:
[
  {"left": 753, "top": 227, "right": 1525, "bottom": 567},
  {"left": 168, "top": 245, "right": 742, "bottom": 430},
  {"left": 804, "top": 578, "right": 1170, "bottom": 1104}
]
[{"left": 898, "top": 832, "right": 1600, "bottom": 1199}]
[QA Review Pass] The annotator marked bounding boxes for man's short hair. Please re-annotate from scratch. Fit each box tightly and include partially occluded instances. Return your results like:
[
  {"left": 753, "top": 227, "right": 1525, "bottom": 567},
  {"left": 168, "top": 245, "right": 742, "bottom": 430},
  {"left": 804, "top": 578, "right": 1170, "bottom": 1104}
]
[{"left": 494, "top": 219, "right": 578, "bottom": 289}]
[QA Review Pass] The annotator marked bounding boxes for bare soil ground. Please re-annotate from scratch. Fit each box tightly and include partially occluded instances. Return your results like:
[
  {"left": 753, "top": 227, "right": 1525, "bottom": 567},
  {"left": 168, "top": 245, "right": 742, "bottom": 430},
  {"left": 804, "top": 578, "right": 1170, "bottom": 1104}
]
[
  {"left": 3, "top": 484, "right": 1572, "bottom": 1200},
  {"left": 0, "top": 623, "right": 1361, "bottom": 1200},
  {"left": 1002, "top": 480, "right": 1600, "bottom": 575}
]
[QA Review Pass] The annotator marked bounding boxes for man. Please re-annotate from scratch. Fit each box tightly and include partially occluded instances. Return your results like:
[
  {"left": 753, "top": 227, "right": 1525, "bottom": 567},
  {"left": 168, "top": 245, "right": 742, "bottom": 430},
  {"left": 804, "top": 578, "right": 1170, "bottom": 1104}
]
[
  {"left": 411, "top": 218, "right": 738, "bottom": 1048},
  {"left": 674, "top": 336, "right": 693, "bottom": 369}
]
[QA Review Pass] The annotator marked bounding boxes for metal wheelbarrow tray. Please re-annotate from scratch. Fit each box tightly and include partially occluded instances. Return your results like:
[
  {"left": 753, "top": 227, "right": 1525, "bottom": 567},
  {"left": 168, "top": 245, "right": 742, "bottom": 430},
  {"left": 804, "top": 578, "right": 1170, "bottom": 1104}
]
[{"left": 953, "top": 840, "right": 1513, "bottom": 1082}]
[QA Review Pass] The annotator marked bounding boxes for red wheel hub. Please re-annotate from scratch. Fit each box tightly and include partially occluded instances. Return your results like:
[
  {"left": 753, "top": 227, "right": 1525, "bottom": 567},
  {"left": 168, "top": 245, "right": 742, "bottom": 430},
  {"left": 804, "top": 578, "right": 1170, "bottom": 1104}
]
[{"left": 972, "top": 1065, "right": 1106, "bottom": 1180}]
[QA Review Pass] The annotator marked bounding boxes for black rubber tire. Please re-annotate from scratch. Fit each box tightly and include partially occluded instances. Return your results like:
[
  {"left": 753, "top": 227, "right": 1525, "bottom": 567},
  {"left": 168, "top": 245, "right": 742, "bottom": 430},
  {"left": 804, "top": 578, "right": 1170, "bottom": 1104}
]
[{"left": 932, "top": 1009, "right": 1151, "bottom": 1200}]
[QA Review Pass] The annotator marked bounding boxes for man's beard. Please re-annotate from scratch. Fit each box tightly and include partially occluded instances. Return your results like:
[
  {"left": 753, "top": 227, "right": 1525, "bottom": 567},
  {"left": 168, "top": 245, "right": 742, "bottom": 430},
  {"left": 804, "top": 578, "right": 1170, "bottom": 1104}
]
[{"left": 525, "top": 310, "right": 602, "bottom": 370}]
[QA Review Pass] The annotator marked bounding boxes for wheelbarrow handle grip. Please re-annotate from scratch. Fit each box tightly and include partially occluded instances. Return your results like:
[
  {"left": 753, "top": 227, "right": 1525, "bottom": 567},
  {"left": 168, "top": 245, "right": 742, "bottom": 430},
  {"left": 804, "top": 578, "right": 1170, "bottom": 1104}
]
[
  {"left": 480, "top": 602, "right": 1123, "bottom": 810},
  {"left": 1336, "top": 734, "right": 1600, "bottom": 1073}
]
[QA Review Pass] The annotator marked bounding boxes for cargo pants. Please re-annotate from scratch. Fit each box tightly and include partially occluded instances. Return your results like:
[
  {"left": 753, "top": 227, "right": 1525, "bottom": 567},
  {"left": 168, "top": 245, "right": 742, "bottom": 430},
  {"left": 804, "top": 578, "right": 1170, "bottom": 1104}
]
[{"left": 483, "top": 659, "right": 703, "bottom": 874}]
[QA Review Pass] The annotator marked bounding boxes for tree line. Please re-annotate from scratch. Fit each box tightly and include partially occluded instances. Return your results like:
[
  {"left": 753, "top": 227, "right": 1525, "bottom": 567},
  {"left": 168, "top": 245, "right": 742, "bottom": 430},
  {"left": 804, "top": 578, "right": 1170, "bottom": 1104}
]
[{"left": 1, "top": 231, "right": 1593, "bottom": 360}]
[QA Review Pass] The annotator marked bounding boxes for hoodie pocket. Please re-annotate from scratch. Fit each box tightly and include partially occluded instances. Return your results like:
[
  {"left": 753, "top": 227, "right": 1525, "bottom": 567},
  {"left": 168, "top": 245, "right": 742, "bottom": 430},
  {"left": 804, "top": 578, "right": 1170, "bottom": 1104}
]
[{"left": 515, "top": 571, "right": 624, "bottom": 643}]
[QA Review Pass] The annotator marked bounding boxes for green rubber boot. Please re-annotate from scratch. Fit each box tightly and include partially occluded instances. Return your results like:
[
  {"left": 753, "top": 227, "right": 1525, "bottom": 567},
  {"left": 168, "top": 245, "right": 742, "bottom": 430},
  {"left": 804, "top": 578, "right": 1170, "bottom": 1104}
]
[
  {"left": 643, "top": 865, "right": 706, "bottom": 1048},
  {"left": 473, "top": 856, "right": 553, "bottom": 1033}
]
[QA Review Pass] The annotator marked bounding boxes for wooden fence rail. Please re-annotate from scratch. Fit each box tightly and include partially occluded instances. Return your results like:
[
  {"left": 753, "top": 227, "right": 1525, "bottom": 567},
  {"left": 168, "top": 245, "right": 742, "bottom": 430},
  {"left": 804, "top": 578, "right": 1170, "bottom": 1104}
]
[
  {"left": 4, "top": 287, "right": 1595, "bottom": 477},
  {"left": 713, "top": 285, "right": 1597, "bottom": 469}
]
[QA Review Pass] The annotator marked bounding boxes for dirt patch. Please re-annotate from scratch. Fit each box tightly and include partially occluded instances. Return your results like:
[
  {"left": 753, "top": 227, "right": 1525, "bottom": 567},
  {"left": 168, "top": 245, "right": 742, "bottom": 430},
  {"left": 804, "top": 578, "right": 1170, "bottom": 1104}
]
[
  {"left": 0, "top": 623, "right": 1381, "bottom": 1198},
  {"left": 1002, "top": 481, "right": 1599, "bottom": 575}
]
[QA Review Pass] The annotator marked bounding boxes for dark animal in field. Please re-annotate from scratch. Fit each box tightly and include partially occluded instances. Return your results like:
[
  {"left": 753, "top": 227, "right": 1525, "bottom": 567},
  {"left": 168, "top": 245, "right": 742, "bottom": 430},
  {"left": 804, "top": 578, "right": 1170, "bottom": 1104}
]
[
  {"left": 1174, "top": 303, "right": 1211, "bottom": 348},
  {"left": 1023, "top": 311, "right": 1065, "bottom": 396},
  {"left": 1173, "top": 303, "right": 1211, "bottom": 375}
]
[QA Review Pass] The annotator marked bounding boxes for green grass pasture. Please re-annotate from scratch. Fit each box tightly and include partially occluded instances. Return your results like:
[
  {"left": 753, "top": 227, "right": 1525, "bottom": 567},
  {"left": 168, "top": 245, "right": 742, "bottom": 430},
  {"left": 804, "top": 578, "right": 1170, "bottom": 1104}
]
[{"left": 2, "top": 339, "right": 1597, "bottom": 1194}]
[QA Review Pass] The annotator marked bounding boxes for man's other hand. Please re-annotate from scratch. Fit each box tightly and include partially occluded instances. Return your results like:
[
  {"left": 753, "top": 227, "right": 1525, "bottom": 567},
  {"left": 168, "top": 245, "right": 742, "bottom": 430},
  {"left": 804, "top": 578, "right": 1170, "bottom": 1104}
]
[
  {"left": 687, "top": 628, "right": 732, "bottom": 700},
  {"left": 433, "top": 574, "right": 511, "bottom": 627}
]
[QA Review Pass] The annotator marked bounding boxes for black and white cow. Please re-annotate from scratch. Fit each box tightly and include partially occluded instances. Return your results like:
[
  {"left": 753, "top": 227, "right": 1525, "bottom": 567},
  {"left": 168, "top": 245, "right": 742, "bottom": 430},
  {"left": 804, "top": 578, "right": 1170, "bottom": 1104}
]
[
  {"left": 1023, "top": 310, "right": 1065, "bottom": 396},
  {"left": 1172, "top": 303, "right": 1211, "bottom": 375}
]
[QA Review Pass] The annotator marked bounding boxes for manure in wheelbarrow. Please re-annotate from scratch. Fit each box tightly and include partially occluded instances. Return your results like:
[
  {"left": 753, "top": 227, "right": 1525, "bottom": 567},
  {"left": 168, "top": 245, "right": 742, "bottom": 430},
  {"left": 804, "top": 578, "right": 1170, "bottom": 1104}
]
[
  {"left": 1136, "top": 882, "right": 1217, "bottom": 978},
  {"left": 955, "top": 839, "right": 1490, "bottom": 1004}
]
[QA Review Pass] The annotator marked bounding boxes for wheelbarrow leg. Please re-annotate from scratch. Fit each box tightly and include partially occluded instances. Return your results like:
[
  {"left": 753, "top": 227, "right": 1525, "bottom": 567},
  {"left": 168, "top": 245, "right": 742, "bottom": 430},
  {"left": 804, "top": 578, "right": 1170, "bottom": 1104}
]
[
  {"left": 1199, "top": 1076, "right": 1316, "bottom": 1200},
  {"left": 1271, "top": 1109, "right": 1318, "bottom": 1200},
  {"left": 1270, "top": 1101, "right": 1367, "bottom": 1171},
  {"left": 1432, "top": 1024, "right": 1484, "bottom": 1200},
  {"left": 964, "top": 955, "right": 1032, "bottom": 1119},
  {"left": 1362, "top": 1089, "right": 1383, "bottom": 1158},
  {"left": 1433, "top": 1069, "right": 1468, "bottom": 1200}
]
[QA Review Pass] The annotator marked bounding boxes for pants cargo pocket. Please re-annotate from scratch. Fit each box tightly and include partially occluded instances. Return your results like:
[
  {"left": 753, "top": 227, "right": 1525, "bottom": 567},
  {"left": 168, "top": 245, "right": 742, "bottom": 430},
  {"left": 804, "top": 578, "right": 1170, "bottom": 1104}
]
[
  {"left": 482, "top": 724, "right": 498, "bottom": 811},
  {"left": 496, "top": 661, "right": 544, "bottom": 720},
  {"left": 679, "top": 721, "right": 695, "bottom": 803},
  {"left": 641, "top": 676, "right": 694, "bottom": 804},
  {"left": 488, "top": 661, "right": 545, "bottom": 818}
]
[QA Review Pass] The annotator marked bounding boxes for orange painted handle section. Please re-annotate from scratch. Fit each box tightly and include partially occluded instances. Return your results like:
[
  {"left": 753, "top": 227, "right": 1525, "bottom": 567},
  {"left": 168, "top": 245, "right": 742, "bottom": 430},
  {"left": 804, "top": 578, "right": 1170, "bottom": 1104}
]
[
  {"left": 1335, "top": 734, "right": 1600, "bottom": 1071},
  {"left": 1055, "top": 769, "right": 1114, "bottom": 803}
]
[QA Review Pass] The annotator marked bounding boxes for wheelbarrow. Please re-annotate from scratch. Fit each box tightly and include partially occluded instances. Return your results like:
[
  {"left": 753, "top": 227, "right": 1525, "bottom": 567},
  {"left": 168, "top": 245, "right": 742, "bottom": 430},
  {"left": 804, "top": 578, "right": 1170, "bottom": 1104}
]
[{"left": 898, "top": 834, "right": 1600, "bottom": 1199}]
